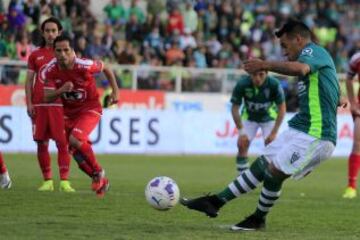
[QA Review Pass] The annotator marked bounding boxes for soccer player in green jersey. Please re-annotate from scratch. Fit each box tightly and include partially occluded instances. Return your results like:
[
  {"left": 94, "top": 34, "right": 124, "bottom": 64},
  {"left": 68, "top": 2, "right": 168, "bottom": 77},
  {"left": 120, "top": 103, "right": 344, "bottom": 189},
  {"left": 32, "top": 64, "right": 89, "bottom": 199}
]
[
  {"left": 231, "top": 71, "right": 286, "bottom": 175},
  {"left": 181, "top": 19, "right": 344, "bottom": 231}
]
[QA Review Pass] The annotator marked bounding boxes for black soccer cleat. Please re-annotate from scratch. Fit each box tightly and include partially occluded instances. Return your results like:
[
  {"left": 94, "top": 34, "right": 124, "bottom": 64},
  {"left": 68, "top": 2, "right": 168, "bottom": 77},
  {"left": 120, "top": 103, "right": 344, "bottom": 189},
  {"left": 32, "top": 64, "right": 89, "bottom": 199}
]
[
  {"left": 180, "top": 194, "right": 224, "bottom": 218},
  {"left": 230, "top": 214, "right": 266, "bottom": 231}
]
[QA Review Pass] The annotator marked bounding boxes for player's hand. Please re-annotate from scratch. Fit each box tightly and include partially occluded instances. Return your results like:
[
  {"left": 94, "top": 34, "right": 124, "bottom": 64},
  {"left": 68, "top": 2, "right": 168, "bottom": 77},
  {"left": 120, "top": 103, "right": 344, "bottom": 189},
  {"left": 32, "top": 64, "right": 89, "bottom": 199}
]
[
  {"left": 61, "top": 82, "right": 74, "bottom": 93},
  {"left": 265, "top": 132, "right": 276, "bottom": 146},
  {"left": 244, "top": 59, "right": 267, "bottom": 74},
  {"left": 350, "top": 102, "right": 360, "bottom": 117},
  {"left": 27, "top": 103, "right": 34, "bottom": 118},
  {"left": 109, "top": 91, "right": 119, "bottom": 106}
]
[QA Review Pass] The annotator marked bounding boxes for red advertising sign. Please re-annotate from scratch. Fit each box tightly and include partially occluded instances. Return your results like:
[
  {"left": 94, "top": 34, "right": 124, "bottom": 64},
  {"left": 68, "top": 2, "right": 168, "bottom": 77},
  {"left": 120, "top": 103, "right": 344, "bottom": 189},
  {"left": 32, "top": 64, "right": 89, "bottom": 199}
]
[
  {"left": 0, "top": 86, "right": 165, "bottom": 109},
  {"left": 118, "top": 89, "right": 164, "bottom": 110},
  {"left": 0, "top": 85, "right": 25, "bottom": 106}
]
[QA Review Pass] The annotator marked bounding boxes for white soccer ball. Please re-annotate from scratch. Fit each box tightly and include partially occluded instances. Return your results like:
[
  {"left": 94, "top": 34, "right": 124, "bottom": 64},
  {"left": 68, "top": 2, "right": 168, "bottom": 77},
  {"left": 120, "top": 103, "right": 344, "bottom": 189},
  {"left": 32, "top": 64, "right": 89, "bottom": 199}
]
[{"left": 145, "top": 176, "right": 180, "bottom": 210}]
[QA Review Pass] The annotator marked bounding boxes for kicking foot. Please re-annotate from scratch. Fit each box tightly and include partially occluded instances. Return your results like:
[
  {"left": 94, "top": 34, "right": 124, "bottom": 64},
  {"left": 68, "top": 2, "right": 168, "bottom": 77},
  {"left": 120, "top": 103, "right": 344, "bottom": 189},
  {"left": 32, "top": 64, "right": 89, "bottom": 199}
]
[{"left": 180, "top": 194, "right": 224, "bottom": 218}]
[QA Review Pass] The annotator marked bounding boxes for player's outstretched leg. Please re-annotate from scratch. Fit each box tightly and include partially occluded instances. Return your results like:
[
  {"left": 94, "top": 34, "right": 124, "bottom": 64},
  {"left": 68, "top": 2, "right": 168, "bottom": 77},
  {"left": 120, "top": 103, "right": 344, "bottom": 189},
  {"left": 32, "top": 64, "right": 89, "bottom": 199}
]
[
  {"left": 69, "top": 134, "right": 109, "bottom": 197},
  {"left": 73, "top": 150, "right": 93, "bottom": 178},
  {"left": 0, "top": 152, "right": 11, "bottom": 189},
  {"left": 181, "top": 156, "right": 268, "bottom": 217}
]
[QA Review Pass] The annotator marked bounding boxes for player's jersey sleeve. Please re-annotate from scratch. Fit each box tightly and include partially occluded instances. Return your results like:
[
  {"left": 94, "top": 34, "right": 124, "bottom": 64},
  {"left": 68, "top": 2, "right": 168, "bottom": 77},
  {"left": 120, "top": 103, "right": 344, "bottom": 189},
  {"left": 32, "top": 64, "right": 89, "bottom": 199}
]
[
  {"left": 347, "top": 52, "right": 360, "bottom": 79},
  {"left": 271, "top": 78, "right": 285, "bottom": 105},
  {"left": 88, "top": 60, "right": 104, "bottom": 74},
  {"left": 230, "top": 76, "right": 247, "bottom": 105},
  {"left": 297, "top": 44, "right": 328, "bottom": 73}
]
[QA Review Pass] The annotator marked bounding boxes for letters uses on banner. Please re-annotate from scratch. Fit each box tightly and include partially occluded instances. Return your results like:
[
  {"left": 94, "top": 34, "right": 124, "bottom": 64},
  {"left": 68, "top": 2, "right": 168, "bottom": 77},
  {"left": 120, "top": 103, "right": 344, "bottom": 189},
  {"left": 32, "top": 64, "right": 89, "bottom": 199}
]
[{"left": 0, "top": 107, "right": 354, "bottom": 156}]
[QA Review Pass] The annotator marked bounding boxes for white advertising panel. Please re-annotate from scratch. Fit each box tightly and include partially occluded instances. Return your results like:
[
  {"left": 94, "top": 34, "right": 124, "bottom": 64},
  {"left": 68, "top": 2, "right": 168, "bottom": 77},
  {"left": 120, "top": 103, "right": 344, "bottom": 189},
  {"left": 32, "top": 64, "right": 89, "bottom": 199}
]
[{"left": 0, "top": 107, "right": 353, "bottom": 157}]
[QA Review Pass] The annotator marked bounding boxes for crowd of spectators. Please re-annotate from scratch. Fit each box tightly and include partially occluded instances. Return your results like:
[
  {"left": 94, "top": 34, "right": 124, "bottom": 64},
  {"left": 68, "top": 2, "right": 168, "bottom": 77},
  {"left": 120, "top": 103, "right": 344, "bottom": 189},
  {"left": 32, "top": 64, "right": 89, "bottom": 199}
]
[{"left": 0, "top": 0, "right": 359, "bottom": 106}]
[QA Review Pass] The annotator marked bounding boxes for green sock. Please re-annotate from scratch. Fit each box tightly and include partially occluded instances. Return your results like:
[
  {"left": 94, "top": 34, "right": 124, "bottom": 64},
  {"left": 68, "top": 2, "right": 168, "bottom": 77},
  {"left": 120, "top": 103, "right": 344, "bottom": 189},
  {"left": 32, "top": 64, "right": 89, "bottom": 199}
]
[
  {"left": 236, "top": 156, "right": 249, "bottom": 173},
  {"left": 254, "top": 169, "right": 285, "bottom": 219},
  {"left": 217, "top": 156, "right": 268, "bottom": 202}
]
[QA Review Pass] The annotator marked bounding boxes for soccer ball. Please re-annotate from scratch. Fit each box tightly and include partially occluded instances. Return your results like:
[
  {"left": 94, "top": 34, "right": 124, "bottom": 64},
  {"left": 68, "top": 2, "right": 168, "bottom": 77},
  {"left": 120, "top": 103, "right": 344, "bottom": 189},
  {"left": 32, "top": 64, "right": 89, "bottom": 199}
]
[{"left": 145, "top": 176, "right": 180, "bottom": 210}]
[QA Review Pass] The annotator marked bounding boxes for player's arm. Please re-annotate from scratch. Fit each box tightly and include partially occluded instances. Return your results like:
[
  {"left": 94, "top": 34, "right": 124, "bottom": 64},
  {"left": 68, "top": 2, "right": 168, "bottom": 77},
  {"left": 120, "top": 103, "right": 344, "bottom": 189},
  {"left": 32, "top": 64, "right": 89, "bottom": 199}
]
[
  {"left": 244, "top": 59, "right": 310, "bottom": 76},
  {"left": 44, "top": 82, "right": 74, "bottom": 103},
  {"left": 102, "top": 65, "right": 119, "bottom": 105},
  {"left": 231, "top": 104, "right": 243, "bottom": 130},
  {"left": 25, "top": 70, "right": 35, "bottom": 117}
]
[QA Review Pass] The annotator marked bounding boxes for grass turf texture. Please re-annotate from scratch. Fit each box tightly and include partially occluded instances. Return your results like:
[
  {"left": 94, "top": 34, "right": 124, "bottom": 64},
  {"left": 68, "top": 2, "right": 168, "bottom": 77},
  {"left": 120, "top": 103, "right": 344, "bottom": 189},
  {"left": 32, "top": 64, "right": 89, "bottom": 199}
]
[{"left": 0, "top": 154, "right": 359, "bottom": 240}]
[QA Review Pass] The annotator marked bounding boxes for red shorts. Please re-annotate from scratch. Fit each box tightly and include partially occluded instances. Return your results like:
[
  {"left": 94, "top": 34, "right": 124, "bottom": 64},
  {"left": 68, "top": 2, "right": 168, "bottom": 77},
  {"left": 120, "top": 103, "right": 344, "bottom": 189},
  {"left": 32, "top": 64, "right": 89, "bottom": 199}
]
[
  {"left": 65, "top": 110, "right": 101, "bottom": 142},
  {"left": 32, "top": 106, "right": 67, "bottom": 143}
]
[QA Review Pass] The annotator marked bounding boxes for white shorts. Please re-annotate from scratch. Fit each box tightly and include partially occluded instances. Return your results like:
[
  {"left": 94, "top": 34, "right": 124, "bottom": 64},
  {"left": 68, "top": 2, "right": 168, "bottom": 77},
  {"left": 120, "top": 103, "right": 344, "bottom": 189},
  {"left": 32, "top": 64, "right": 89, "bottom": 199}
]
[
  {"left": 263, "top": 128, "right": 335, "bottom": 180},
  {"left": 240, "top": 120, "right": 275, "bottom": 141}
]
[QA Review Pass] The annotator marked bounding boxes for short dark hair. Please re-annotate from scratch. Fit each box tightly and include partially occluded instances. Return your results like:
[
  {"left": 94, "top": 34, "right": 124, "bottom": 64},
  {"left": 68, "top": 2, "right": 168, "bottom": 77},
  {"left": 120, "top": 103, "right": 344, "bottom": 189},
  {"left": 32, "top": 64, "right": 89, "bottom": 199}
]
[
  {"left": 275, "top": 19, "right": 311, "bottom": 39},
  {"left": 53, "top": 35, "right": 73, "bottom": 49},
  {"left": 41, "top": 17, "right": 63, "bottom": 32}
]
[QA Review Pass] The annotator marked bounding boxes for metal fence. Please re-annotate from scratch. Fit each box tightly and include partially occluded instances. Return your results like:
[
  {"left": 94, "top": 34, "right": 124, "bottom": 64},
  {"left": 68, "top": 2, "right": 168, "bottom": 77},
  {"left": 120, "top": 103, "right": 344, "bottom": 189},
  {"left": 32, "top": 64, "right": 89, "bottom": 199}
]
[{"left": 0, "top": 59, "right": 345, "bottom": 94}]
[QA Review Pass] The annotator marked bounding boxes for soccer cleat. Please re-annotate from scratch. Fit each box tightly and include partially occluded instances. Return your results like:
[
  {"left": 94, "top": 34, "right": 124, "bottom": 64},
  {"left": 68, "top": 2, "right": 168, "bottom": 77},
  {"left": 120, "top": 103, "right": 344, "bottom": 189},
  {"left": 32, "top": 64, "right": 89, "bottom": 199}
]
[
  {"left": 38, "top": 180, "right": 54, "bottom": 191},
  {"left": 180, "top": 194, "right": 224, "bottom": 218},
  {"left": 0, "top": 171, "right": 12, "bottom": 189},
  {"left": 342, "top": 187, "right": 357, "bottom": 199},
  {"left": 59, "top": 180, "right": 76, "bottom": 193},
  {"left": 96, "top": 177, "right": 110, "bottom": 198},
  {"left": 91, "top": 169, "right": 105, "bottom": 191},
  {"left": 231, "top": 214, "right": 266, "bottom": 231}
]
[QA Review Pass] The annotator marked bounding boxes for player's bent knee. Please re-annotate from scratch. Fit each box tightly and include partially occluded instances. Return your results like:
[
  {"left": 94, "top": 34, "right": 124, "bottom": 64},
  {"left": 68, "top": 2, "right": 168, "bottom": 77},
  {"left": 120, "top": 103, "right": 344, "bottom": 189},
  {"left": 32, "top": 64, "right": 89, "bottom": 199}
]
[
  {"left": 238, "top": 137, "right": 250, "bottom": 150},
  {"left": 68, "top": 135, "right": 82, "bottom": 149},
  {"left": 268, "top": 163, "right": 290, "bottom": 181}
]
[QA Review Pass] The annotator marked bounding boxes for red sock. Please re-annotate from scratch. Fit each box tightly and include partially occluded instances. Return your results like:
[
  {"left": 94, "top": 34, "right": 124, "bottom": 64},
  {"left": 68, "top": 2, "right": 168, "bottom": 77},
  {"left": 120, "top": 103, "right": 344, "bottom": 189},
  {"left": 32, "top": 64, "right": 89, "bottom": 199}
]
[
  {"left": 73, "top": 150, "right": 93, "bottom": 177},
  {"left": 56, "top": 142, "right": 70, "bottom": 180},
  {"left": 38, "top": 143, "right": 52, "bottom": 180},
  {"left": 348, "top": 153, "right": 360, "bottom": 189},
  {"left": 78, "top": 142, "right": 102, "bottom": 173},
  {"left": 0, "top": 152, "right": 7, "bottom": 174}
]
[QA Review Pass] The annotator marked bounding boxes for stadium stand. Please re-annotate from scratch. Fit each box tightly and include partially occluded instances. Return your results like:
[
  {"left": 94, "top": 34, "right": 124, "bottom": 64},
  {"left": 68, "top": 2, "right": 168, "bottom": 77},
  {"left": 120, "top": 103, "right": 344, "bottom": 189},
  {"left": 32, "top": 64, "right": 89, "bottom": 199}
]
[{"left": 0, "top": 0, "right": 359, "bottom": 111}]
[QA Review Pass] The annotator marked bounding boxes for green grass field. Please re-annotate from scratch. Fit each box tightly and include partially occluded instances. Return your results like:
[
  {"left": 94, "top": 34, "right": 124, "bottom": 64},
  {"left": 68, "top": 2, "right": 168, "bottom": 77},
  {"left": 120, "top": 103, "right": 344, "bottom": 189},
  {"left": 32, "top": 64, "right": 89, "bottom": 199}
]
[{"left": 0, "top": 154, "right": 359, "bottom": 240}]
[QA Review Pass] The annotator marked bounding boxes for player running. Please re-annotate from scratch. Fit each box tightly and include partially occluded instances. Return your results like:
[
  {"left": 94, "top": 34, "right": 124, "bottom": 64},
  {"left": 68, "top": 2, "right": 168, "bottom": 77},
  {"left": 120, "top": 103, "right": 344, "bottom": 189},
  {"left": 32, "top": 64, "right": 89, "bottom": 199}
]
[
  {"left": 25, "top": 17, "right": 74, "bottom": 192},
  {"left": 231, "top": 70, "right": 286, "bottom": 175},
  {"left": 181, "top": 19, "right": 344, "bottom": 231},
  {"left": 42, "top": 35, "right": 119, "bottom": 197},
  {"left": 343, "top": 51, "right": 360, "bottom": 199}
]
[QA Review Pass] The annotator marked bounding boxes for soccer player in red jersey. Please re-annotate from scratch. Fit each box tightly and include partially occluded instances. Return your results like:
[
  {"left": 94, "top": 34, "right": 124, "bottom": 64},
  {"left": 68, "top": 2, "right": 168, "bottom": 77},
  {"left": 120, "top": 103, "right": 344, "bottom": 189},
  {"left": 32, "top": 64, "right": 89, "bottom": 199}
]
[
  {"left": 25, "top": 17, "right": 74, "bottom": 192},
  {"left": 343, "top": 51, "right": 360, "bottom": 199},
  {"left": 42, "top": 35, "right": 119, "bottom": 197},
  {"left": 0, "top": 152, "right": 11, "bottom": 189}
]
